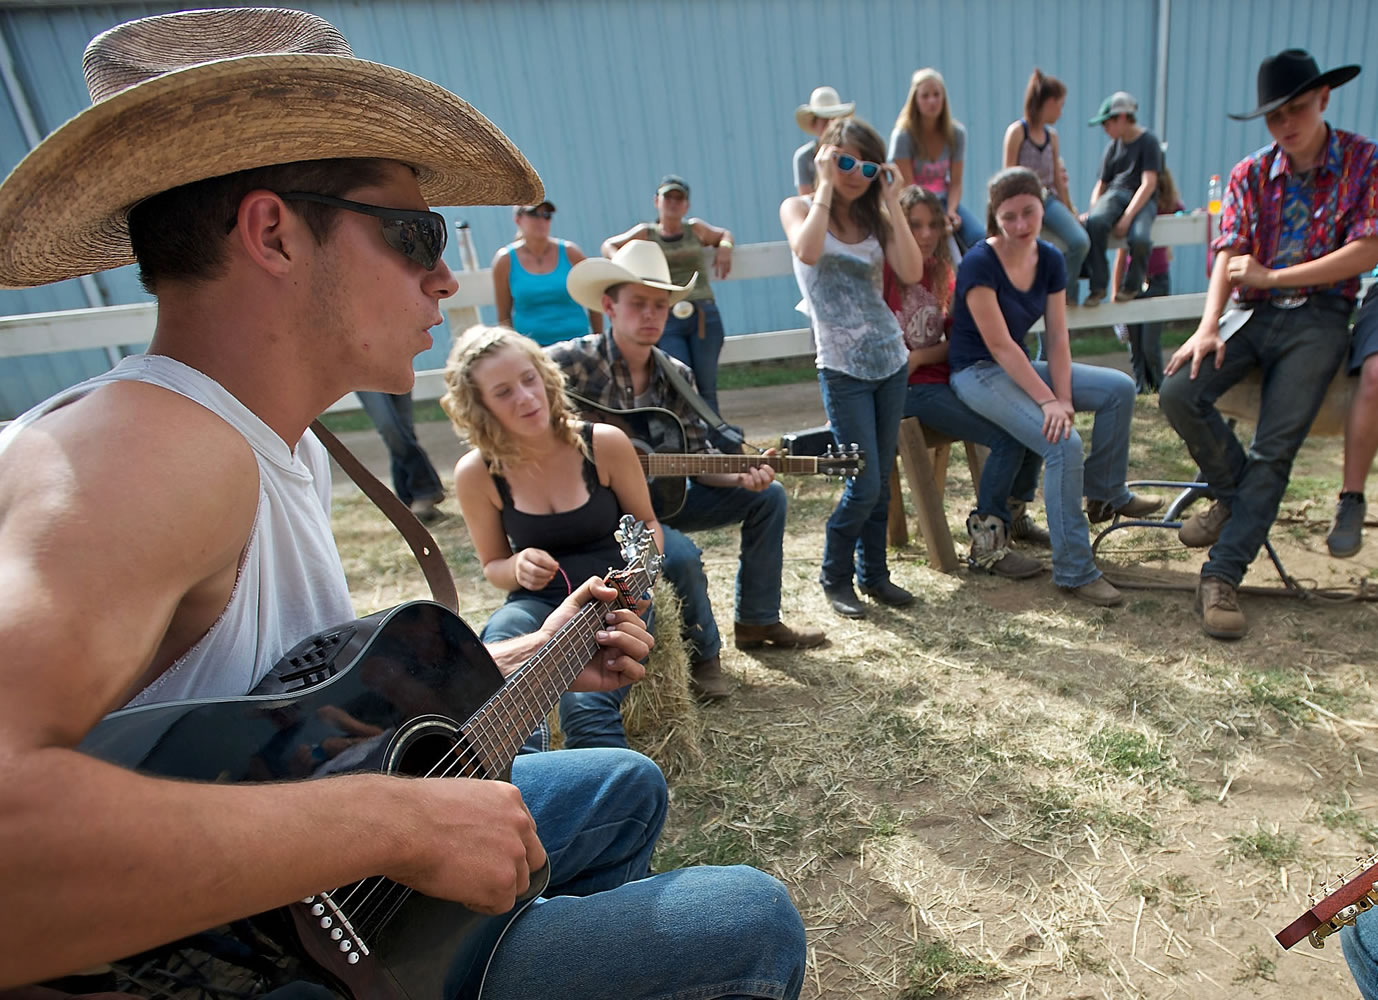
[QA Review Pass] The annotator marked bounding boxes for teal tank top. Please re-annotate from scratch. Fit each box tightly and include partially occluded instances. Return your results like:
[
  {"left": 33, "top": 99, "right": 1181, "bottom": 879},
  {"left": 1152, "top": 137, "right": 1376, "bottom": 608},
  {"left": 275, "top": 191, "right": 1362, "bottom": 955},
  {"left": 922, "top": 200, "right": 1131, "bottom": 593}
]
[{"left": 507, "top": 241, "right": 589, "bottom": 346}]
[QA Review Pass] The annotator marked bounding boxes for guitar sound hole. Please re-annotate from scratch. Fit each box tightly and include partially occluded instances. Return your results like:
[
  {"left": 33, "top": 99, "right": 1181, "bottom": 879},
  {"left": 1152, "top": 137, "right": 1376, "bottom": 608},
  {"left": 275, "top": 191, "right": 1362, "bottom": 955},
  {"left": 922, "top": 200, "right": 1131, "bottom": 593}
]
[{"left": 390, "top": 720, "right": 489, "bottom": 780}]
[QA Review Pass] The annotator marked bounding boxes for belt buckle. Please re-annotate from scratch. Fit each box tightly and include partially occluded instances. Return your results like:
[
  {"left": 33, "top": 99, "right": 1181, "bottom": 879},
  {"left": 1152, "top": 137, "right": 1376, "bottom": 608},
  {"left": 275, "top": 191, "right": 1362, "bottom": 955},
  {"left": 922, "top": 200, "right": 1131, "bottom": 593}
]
[{"left": 1271, "top": 294, "right": 1309, "bottom": 310}]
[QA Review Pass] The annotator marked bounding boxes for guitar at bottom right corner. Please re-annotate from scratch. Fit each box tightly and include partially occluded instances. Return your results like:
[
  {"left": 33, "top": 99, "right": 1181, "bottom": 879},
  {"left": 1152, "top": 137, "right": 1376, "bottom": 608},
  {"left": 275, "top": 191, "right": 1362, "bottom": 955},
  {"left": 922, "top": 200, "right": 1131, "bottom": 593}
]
[{"left": 1276, "top": 854, "right": 1378, "bottom": 950}]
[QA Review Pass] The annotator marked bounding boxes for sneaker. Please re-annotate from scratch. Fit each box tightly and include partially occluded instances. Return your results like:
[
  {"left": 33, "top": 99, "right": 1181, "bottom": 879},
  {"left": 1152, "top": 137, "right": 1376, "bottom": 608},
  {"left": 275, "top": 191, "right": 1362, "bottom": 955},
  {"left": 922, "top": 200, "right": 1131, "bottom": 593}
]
[
  {"left": 823, "top": 583, "right": 867, "bottom": 619},
  {"left": 1060, "top": 576, "right": 1123, "bottom": 607},
  {"left": 1327, "top": 493, "right": 1366, "bottom": 558},
  {"left": 1195, "top": 576, "right": 1246, "bottom": 639},
  {"left": 409, "top": 496, "right": 444, "bottom": 523},
  {"left": 859, "top": 579, "right": 916, "bottom": 607},
  {"left": 1083, "top": 290, "right": 1106, "bottom": 307},
  {"left": 1008, "top": 499, "right": 1051, "bottom": 548},
  {"left": 1179, "top": 500, "right": 1230, "bottom": 548},
  {"left": 967, "top": 512, "right": 1043, "bottom": 579},
  {"left": 1086, "top": 493, "right": 1164, "bottom": 524},
  {"left": 689, "top": 655, "right": 733, "bottom": 702},
  {"left": 734, "top": 620, "right": 827, "bottom": 650}
]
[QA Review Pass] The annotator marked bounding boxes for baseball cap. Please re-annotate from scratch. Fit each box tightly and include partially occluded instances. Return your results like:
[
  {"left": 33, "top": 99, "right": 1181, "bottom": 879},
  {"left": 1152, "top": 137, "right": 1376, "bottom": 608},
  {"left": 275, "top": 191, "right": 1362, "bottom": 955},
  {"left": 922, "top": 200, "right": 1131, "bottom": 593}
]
[
  {"left": 657, "top": 174, "right": 690, "bottom": 196},
  {"left": 1089, "top": 91, "right": 1138, "bottom": 125}
]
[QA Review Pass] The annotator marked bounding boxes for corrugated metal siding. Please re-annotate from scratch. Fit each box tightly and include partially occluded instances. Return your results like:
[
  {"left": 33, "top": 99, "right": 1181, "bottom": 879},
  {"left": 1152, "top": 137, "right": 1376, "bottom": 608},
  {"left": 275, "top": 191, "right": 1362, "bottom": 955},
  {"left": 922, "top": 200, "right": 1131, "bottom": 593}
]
[{"left": 0, "top": 0, "right": 1375, "bottom": 416}]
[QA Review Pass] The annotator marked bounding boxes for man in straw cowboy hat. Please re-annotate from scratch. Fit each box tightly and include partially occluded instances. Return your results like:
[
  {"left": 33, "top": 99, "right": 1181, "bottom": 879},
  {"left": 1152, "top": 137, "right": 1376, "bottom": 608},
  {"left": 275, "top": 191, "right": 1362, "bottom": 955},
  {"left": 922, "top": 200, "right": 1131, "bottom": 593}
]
[
  {"left": 1160, "top": 48, "right": 1378, "bottom": 640},
  {"left": 0, "top": 8, "right": 805, "bottom": 996},
  {"left": 794, "top": 85, "right": 856, "bottom": 196},
  {"left": 552, "top": 241, "right": 826, "bottom": 704}
]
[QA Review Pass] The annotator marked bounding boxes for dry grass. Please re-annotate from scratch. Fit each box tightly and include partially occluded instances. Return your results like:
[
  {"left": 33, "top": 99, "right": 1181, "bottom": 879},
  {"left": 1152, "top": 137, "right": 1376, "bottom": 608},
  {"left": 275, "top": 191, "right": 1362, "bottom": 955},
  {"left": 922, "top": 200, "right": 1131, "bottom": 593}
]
[{"left": 333, "top": 400, "right": 1378, "bottom": 999}]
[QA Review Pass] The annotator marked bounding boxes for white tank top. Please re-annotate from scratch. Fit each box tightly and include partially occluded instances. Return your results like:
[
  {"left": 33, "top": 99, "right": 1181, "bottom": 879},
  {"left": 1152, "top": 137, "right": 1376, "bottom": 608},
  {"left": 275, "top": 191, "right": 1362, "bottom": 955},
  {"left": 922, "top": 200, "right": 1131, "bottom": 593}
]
[{"left": 0, "top": 355, "right": 356, "bottom": 708}]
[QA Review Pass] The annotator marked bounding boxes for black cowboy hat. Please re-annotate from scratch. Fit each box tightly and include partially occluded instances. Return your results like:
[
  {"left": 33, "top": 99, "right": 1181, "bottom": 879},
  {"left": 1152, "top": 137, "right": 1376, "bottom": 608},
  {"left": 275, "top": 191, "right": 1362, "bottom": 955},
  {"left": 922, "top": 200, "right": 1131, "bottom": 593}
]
[{"left": 1229, "top": 48, "right": 1360, "bottom": 120}]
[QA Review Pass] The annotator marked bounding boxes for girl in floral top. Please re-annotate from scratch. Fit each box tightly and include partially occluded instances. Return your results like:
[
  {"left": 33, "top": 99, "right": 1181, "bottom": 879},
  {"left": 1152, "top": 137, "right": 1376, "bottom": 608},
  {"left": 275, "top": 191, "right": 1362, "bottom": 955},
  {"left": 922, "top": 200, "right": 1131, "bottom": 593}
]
[{"left": 883, "top": 186, "right": 1045, "bottom": 579}]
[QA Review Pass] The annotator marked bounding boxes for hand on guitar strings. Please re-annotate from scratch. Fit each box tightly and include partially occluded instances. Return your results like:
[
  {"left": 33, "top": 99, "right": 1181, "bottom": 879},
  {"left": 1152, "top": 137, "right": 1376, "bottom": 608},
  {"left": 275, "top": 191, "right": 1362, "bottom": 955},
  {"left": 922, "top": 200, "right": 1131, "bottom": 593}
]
[{"left": 544, "top": 577, "right": 653, "bottom": 691}]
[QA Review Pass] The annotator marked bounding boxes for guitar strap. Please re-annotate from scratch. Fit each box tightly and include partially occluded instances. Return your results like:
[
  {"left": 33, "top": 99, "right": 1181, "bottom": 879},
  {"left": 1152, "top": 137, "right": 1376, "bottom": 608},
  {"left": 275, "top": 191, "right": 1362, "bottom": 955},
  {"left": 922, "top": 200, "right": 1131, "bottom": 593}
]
[
  {"left": 650, "top": 348, "right": 753, "bottom": 453},
  {"left": 309, "top": 419, "right": 460, "bottom": 614}
]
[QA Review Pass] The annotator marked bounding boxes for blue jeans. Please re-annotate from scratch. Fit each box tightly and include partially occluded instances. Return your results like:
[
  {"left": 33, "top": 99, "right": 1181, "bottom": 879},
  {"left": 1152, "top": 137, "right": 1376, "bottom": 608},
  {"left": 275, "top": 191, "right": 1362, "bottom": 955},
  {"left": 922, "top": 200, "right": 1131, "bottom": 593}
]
[
  {"left": 818, "top": 365, "right": 907, "bottom": 588},
  {"left": 661, "top": 480, "right": 788, "bottom": 659},
  {"left": 481, "top": 595, "right": 637, "bottom": 753},
  {"left": 1159, "top": 298, "right": 1352, "bottom": 587},
  {"left": 951, "top": 360, "right": 1137, "bottom": 587},
  {"left": 484, "top": 749, "right": 806, "bottom": 998},
  {"left": 1127, "top": 271, "right": 1170, "bottom": 392},
  {"left": 903, "top": 381, "right": 1042, "bottom": 523},
  {"left": 355, "top": 390, "right": 445, "bottom": 505},
  {"left": 659, "top": 298, "right": 726, "bottom": 416},
  {"left": 1344, "top": 905, "right": 1378, "bottom": 999},
  {"left": 1041, "top": 197, "right": 1091, "bottom": 305},
  {"left": 1084, "top": 188, "right": 1156, "bottom": 295}
]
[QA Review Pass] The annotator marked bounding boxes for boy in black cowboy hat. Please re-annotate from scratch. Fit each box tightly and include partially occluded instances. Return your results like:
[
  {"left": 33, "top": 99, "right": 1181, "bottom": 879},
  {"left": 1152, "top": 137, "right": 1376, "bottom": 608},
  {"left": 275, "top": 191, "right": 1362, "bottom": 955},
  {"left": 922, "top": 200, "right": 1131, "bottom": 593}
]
[
  {"left": 1160, "top": 48, "right": 1378, "bottom": 640},
  {"left": 0, "top": 7, "right": 805, "bottom": 996}
]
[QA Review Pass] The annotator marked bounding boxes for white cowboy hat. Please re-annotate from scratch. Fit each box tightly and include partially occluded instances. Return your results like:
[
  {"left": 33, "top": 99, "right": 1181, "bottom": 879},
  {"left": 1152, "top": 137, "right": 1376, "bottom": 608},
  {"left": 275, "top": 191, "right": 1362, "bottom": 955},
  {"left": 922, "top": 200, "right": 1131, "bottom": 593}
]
[
  {"left": 566, "top": 241, "right": 697, "bottom": 312},
  {"left": 0, "top": 7, "right": 543, "bottom": 288},
  {"left": 795, "top": 86, "right": 856, "bottom": 132}
]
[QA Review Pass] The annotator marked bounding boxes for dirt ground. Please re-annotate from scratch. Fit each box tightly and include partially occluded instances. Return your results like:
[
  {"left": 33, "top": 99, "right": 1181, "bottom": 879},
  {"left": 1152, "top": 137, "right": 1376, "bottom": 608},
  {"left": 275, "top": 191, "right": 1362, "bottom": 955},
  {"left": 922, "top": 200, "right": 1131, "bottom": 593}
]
[{"left": 331, "top": 358, "right": 1378, "bottom": 999}]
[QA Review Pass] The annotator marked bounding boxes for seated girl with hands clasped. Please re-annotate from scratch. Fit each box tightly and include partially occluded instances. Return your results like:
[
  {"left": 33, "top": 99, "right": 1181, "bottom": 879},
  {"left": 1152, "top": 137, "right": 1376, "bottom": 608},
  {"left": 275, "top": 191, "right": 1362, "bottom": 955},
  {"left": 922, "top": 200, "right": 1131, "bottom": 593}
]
[
  {"left": 945, "top": 168, "right": 1161, "bottom": 607},
  {"left": 441, "top": 325, "right": 663, "bottom": 751}
]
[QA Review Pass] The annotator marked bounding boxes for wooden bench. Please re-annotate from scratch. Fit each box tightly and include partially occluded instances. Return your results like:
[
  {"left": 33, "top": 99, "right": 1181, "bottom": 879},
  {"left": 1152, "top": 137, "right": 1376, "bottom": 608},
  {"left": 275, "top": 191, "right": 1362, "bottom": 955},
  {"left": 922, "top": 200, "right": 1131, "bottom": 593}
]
[{"left": 886, "top": 419, "right": 988, "bottom": 572}]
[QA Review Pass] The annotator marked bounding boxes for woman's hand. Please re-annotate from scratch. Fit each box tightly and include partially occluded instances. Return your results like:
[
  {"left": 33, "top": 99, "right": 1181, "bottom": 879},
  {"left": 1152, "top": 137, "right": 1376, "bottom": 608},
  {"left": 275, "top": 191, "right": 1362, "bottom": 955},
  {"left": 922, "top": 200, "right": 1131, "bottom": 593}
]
[
  {"left": 880, "top": 161, "right": 904, "bottom": 203},
  {"left": 713, "top": 243, "right": 733, "bottom": 279},
  {"left": 813, "top": 142, "right": 839, "bottom": 186},
  {"left": 947, "top": 208, "right": 963, "bottom": 232},
  {"left": 1040, "top": 398, "right": 1075, "bottom": 443},
  {"left": 512, "top": 547, "right": 560, "bottom": 591}
]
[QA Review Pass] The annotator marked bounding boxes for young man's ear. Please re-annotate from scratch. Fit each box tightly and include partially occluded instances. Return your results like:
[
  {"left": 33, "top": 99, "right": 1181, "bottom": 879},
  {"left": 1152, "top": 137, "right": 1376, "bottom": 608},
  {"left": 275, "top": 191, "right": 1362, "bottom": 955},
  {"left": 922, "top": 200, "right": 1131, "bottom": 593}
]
[{"left": 232, "top": 190, "right": 303, "bottom": 276}]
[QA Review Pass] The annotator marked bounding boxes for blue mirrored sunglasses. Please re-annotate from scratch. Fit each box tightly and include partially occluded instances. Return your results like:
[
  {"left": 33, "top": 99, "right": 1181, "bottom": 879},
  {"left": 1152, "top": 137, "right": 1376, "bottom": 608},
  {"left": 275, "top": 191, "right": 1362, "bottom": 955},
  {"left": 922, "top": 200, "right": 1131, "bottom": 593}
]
[
  {"left": 835, "top": 153, "right": 881, "bottom": 179},
  {"left": 277, "top": 192, "right": 447, "bottom": 270}
]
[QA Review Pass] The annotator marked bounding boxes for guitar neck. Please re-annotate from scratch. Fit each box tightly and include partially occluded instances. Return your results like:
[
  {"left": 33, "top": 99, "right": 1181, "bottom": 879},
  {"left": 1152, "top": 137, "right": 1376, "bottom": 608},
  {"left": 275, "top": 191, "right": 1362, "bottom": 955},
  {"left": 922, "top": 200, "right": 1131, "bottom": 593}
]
[
  {"left": 639, "top": 453, "right": 820, "bottom": 477},
  {"left": 463, "top": 565, "right": 653, "bottom": 767}
]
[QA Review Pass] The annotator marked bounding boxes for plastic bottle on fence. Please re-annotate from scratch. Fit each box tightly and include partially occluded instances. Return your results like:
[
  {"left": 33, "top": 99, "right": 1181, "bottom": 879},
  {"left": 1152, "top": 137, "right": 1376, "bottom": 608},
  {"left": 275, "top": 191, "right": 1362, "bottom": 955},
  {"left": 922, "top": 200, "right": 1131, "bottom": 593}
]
[{"left": 1207, "top": 174, "right": 1222, "bottom": 216}]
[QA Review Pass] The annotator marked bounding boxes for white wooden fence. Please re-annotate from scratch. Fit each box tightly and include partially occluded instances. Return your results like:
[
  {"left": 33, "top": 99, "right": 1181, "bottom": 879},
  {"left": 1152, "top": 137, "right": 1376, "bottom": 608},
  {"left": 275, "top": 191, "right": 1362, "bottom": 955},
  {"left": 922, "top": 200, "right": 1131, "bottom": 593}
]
[{"left": 0, "top": 215, "right": 1223, "bottom": 413}]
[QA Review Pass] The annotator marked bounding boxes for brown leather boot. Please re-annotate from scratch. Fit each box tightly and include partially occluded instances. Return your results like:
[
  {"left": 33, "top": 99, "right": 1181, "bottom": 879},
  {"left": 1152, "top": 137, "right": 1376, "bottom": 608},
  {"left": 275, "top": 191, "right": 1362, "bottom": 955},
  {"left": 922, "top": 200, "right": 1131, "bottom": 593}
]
[
  {"left": 689, "top": 655, "right": 733, "bottom": 701},
  {"left": 1179, "top": 501, "right": 1231, "bottom": 548},
  {"left": 734, "top": 621, "right": 827, "bottom": 650},
  {"left": 967, "top": 513, "right": 1044, "bottom": 579},
  {"left": 1195, "top": 576, "right": 1246, "bottom": 639}
]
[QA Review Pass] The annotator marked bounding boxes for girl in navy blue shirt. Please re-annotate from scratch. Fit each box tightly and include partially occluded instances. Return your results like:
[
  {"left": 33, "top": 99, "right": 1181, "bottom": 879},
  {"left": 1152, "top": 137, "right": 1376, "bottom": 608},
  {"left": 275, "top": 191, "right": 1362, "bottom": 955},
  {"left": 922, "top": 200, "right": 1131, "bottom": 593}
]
[{"left": 947, "top": 167, "right": 1160, "bottom": 605}]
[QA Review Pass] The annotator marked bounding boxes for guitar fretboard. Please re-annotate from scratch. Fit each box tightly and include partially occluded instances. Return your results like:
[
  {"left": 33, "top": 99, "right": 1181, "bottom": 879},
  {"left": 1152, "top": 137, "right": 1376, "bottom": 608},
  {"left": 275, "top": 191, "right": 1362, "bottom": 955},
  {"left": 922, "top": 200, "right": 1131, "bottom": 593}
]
[{"left": 640, "top": 454, "right": 822, "bottom": 476}]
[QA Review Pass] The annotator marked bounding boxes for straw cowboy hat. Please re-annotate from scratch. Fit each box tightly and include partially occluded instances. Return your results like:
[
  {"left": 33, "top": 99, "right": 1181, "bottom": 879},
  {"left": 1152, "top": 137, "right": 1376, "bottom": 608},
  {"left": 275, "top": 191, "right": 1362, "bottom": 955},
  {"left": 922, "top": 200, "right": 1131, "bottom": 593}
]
[
  {"left": 1228, "top": 48, "right": 1360, "bottom": 120},
  {"left": 566, "top": 241, "right": 697, "bottom": 312},
  {"left": 0, "top": 6, "right": 543, "bottom": 288},
  {"left": 795, "top": 86, "right": 855, "bottom": 132}
]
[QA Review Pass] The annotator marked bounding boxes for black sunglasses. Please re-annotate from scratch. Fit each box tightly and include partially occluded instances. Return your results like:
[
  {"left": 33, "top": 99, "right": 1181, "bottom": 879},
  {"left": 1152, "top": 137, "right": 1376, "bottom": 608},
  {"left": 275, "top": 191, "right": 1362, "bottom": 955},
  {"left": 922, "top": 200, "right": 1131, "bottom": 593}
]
[
  {"left": 521, "top": 208, "right": 555, "bottom": 220},
  {"left": 275, "top": 192, "right": 448, "bottom": 270}
]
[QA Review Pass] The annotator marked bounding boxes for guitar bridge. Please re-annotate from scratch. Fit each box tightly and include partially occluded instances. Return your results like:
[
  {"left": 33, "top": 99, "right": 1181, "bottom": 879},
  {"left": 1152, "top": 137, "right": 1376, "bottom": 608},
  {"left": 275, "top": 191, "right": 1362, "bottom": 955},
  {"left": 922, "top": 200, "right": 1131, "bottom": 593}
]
[{"left": 275, "top": 625, "right": 358, "bottom": 692}]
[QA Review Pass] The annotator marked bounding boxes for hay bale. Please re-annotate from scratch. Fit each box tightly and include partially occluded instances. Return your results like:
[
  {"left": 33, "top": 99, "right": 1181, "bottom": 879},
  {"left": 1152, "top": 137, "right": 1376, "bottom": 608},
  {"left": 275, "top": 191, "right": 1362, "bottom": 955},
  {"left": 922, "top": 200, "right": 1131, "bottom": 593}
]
[{"left": 545, "top": 584, "right": 704, "bottom": 778}]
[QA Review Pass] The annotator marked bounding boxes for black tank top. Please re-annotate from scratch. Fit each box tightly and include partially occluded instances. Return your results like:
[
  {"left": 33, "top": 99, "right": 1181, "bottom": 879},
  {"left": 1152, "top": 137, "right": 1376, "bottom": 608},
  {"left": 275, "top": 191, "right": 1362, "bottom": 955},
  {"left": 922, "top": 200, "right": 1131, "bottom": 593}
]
[{"left": 492, "top": 423, "right": 624, "bottom": 603}]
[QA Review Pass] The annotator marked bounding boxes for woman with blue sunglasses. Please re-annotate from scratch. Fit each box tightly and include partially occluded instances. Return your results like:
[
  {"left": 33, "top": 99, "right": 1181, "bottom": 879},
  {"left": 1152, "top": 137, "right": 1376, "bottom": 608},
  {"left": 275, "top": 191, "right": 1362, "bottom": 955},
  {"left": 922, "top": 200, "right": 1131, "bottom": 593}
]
[{"left": 780, "top": 117, "right": 924, "bottom": 619}]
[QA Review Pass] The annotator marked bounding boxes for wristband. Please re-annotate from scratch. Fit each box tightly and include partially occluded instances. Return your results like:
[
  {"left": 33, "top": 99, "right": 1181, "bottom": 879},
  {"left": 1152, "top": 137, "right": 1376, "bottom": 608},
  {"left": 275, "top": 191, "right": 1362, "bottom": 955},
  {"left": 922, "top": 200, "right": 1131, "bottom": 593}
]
[
  {"left": 1037, "top": 399, "right": 1058, "bottom": 408},
  {"left": 719, "top": 238, "right": 734, "bottom": 249}
]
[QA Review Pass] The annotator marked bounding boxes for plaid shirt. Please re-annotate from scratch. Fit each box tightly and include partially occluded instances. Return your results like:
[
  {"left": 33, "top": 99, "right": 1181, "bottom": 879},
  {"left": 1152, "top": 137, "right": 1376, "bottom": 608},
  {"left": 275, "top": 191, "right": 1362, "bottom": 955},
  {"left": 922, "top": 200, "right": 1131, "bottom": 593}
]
[
  {"left": 1212, "top": 125, "right": 1378, "bottom": 303},
  {"left": 546, "top": 332, "right": 717, "bottom": 454}
]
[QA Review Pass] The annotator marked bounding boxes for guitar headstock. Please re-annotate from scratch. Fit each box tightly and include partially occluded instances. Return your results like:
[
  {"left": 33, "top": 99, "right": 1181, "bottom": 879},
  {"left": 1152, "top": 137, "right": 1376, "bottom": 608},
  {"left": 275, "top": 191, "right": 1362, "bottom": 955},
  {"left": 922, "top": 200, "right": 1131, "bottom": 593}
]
[
  {"left": 609, "top": 516, "right": 663, "bottom": 605},
  {"left": 1276, "top": 853, "right": 1378, "bottom": 949},
  {"left": 820, "top": 443, "right": 865, "bottom": 479}
]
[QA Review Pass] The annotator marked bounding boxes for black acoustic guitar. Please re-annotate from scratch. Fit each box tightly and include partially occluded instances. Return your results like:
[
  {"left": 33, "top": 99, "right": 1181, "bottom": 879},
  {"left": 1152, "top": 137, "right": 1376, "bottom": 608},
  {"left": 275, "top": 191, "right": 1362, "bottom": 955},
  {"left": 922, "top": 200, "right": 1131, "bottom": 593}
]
[
  {"left": 72, "top": 517, "right": 660, "bottom": 999},
  {"left": 571, "top": 396, "right": 864, "bottom": 519}
]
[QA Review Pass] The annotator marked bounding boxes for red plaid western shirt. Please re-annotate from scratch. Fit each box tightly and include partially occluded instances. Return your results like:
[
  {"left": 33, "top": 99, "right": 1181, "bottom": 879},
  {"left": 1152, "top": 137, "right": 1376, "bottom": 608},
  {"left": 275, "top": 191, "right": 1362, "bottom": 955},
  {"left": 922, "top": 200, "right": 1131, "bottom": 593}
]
[{"left": 1212, "top": 125, "right": 1378, "bottom": 303}]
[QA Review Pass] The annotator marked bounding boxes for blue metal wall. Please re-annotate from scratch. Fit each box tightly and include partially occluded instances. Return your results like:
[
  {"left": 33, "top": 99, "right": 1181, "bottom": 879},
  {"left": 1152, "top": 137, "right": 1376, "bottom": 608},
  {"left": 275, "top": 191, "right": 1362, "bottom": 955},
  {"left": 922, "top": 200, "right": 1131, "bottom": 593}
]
[{"left": 0, "top": 0, "right": 1374, "bottom": 416}]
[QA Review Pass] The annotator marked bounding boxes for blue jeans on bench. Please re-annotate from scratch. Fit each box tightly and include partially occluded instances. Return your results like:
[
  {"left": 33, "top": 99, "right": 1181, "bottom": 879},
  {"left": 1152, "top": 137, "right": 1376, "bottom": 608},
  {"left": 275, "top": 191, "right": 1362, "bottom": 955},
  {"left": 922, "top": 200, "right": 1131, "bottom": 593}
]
[{"left": 1158, "top": 297, "right": 1352, "bottom": 588}]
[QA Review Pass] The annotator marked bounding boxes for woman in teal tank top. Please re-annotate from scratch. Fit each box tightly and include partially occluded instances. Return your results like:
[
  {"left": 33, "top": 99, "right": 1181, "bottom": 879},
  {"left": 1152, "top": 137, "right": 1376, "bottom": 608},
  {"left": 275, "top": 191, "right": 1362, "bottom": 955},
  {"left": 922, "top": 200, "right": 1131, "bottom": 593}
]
[
  {"left": 492, "top": 201, "right": 600, "bottom": 347},
  {"left": 601, "top": 175, "right": 735, "bottom": 415}
]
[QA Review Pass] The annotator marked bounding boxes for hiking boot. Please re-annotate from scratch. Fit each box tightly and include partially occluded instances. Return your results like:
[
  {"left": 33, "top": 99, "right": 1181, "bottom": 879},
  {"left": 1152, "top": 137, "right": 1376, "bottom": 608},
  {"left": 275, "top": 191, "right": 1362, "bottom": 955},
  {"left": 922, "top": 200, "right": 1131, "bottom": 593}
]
[
  {"left": 1179, "top": 500, "right": 1230, "bottom": 548},
  {"left": 1115, "top": 287, "right": 1140, "bottom": 304},
  {"left": 823, "top": 583, "right": 867, "bottom": 619},
  {"left": 689, "top": 655, "right": 733, "bottom": 702},
  {"left": 1087, "top": 493, "right": 1164, "bottom": 524},
  {"left": 1060, "top": 575, "right": 1124, "bottom": 607},
  {"left": 734, "top": 620, "right": 827, "bottom": 650},
  {"left": 1008, "top": 498, "right": 1051, "bottom": 548},
  {"left": 1195, "top": 576, "right": 1246, "bottom": 639},
  {"left": 1082, "top": 289, "right": 1106, "bottom": 307},
  {"left": 1327, "top": 493, "right": 1367, "bottom": 558},
  {"left": 860, "top": 579, "right": 916, "bottom": 607},
  {"left": 967, "top": 512, "right": 1044, "bottom": 580},
  {"left": 409, "top": 495, "right": 444, "bottom": 523}
]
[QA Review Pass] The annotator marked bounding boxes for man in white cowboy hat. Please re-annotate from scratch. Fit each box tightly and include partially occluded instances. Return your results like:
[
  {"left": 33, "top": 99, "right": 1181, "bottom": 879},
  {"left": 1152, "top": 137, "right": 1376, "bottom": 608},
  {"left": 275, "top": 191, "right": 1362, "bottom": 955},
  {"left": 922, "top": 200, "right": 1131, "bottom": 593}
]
[
  {"left": 793, "top": 85, "right": 855, "bottom": 195},
  {"left": 1161, "top": 48, "right": 1378, "bottom": 641},
  {"left": 553, "top": 241, "right": 827, "bottom": 703},
  {"left": 0, "top": 8, "right": 805, "bottom": 996}
]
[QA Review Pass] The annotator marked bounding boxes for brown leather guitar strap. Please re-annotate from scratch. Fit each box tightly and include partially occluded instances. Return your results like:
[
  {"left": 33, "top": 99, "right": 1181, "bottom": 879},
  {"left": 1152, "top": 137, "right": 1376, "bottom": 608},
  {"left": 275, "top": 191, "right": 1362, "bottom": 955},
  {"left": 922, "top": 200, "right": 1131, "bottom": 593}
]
[{"left": 309, "top": 418, "right": 459, "bottom": 614}]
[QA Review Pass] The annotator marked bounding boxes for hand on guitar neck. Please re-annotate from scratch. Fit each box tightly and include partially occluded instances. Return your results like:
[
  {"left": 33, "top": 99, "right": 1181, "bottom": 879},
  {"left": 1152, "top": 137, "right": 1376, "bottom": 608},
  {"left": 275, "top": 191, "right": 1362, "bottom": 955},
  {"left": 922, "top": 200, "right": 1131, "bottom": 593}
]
[{"left": 696, "top": 448, "right": 779, "bottom": 492}]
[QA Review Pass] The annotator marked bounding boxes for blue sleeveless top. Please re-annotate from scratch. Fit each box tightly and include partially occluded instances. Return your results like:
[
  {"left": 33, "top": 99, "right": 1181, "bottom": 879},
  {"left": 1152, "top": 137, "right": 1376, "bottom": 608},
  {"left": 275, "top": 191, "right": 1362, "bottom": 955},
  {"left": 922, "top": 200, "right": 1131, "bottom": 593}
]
[{"left": 507, "top": 240, "right": 590, "bottom": 346}]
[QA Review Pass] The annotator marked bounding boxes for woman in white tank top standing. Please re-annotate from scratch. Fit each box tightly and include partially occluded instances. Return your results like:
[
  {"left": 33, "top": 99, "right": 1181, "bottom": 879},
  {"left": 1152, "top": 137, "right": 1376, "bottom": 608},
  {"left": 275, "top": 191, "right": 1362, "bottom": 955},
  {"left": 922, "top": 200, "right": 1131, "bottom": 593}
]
[{"left": 780, "top": 118, "right": 924, "bottom": 619}]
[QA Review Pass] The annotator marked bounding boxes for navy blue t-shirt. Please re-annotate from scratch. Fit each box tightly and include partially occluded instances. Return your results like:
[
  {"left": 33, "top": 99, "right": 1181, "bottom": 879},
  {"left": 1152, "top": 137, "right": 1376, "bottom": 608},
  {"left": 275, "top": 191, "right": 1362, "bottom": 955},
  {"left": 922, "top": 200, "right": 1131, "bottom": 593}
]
[{"left": 947, "top": 240, "right": 1067, "bottom": 371}]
